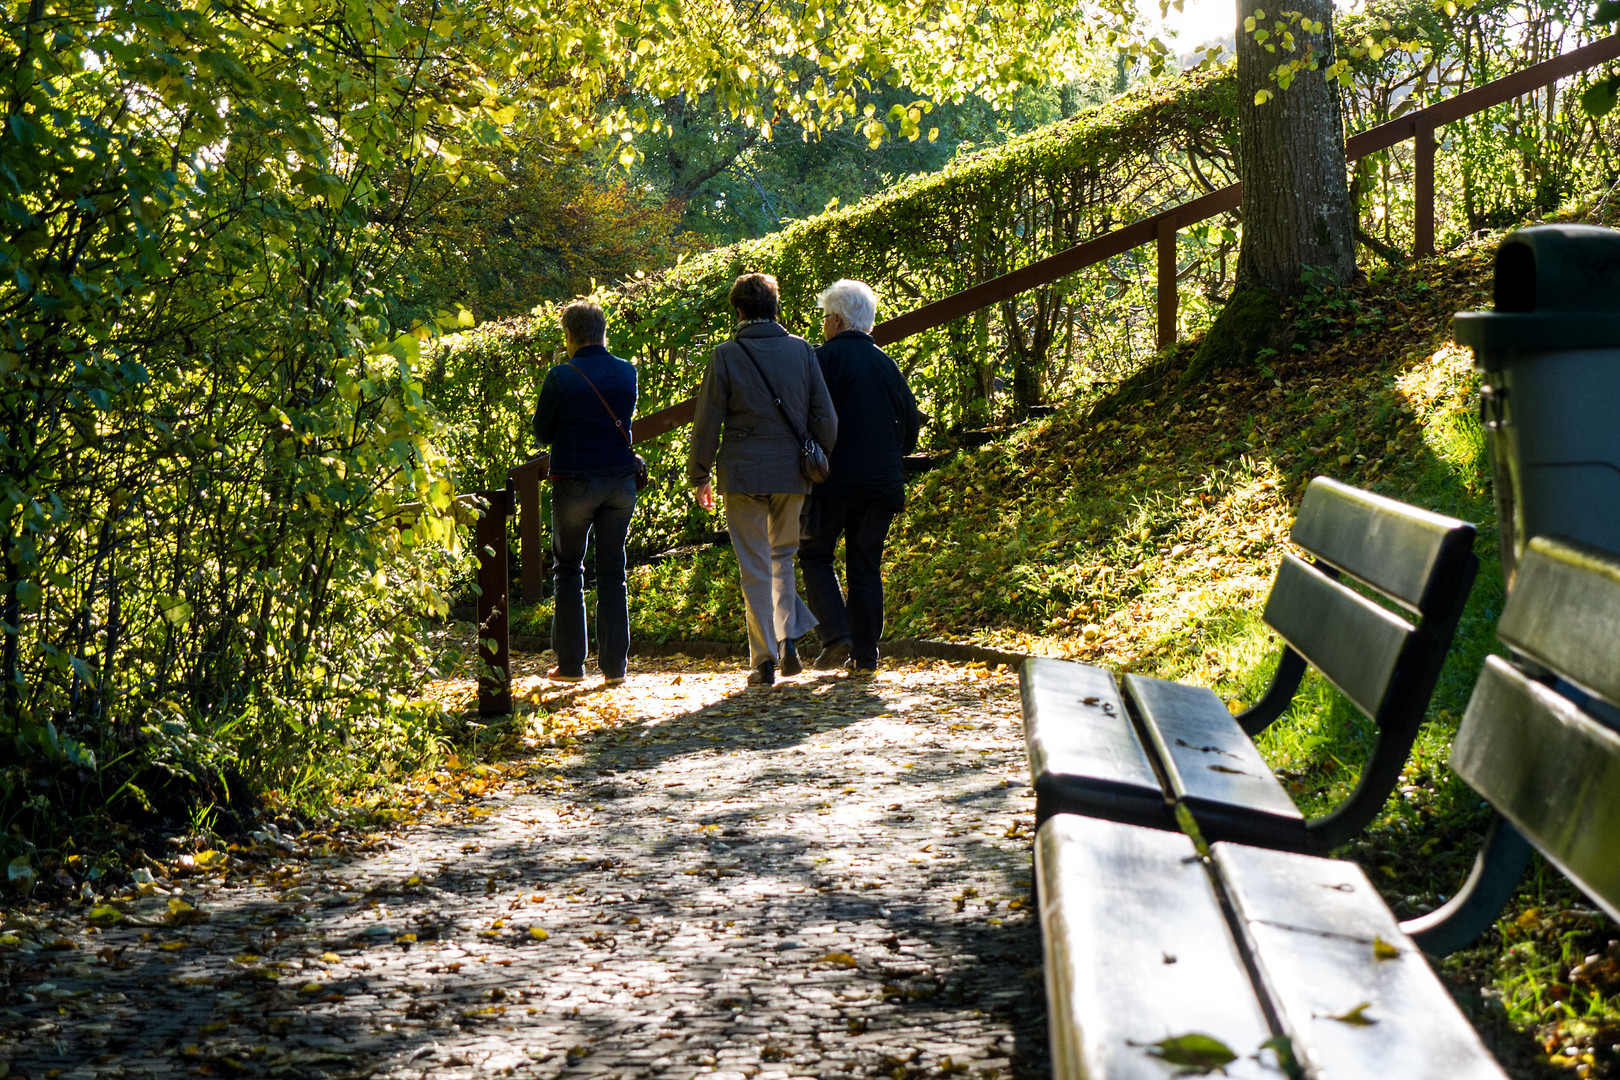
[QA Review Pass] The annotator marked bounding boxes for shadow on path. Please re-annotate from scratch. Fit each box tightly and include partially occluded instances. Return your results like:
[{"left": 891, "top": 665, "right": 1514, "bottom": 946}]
[{"left": 0, "top": 661, "right": 1047, "bottom": 1080}]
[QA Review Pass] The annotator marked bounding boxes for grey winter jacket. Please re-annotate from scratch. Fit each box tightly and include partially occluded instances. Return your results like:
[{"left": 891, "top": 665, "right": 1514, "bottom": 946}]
[{"left": 687, "top": 321, "right": 838, "bottom": 494}]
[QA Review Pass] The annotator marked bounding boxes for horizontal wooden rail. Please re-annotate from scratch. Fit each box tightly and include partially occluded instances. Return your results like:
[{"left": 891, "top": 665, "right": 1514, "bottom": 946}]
[
  {"left": 460, "top": 36, "right": 1620, "bottom": 713},
  {"left": 881, "top": 33, "right": 1620, "bottom": 343},
  {"left": 632, "top": 397, "right": 698, "bottom": 446},
  {"left": 1343, "top": 33, "right": 1620, "bottom": 161},
  {"left": 872, "top": 185, "right": 1244, "bottom": 346}
]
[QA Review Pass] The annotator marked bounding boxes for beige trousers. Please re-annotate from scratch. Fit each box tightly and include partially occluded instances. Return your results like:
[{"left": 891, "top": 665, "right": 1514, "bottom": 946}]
[{"left": 724, "top": 492, "right": 817, "bottom": 668}]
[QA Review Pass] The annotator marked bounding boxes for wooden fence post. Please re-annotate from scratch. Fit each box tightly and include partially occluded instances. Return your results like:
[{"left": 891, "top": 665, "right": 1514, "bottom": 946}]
[
  {"left": 1414, "top": 121, "right": 1436, "bottom": 259},
  {"left": 475, "top": 484, "right": 515, "bottom": 716},
  {"left": 512, "top": 456, "right": 548, "bottom": 603},
  {"left": 1156, "top": 214, "right": 1178, "bottom": 351}
]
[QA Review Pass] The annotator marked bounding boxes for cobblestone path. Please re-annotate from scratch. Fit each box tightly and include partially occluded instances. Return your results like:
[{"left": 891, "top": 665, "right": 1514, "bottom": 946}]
[{"left": 1, "top": 657, "right": 1048, "bottom": 1079}]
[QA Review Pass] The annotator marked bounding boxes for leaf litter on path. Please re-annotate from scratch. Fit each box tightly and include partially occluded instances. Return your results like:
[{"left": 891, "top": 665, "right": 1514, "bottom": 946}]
[{"left": 0, "top": 653, "right": 1049, "bottom": 1079}]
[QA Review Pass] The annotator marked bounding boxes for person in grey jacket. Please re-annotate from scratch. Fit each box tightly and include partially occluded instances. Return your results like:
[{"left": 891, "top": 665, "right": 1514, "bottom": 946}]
[{"left": 688, "top": 273, "right": 838, "bottom": 686}]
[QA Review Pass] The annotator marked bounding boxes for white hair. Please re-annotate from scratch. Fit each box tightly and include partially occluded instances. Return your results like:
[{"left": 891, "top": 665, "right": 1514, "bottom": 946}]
[{"left": 815, "top": 278, "right": 878, "bottom": 335}]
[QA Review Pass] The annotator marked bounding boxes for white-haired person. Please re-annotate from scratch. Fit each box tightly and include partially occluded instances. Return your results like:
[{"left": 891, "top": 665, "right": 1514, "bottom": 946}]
[{"left": 797, "top": 278, "right": 922, "bottom": 674}]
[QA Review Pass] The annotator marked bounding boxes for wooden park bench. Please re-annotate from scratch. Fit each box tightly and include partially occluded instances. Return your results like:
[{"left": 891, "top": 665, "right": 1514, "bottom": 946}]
[
  {"left": 1023, "top": 475, "right": 1478, "bottom": 854},
  {"left": 1033, "top": 534, "right": 1620, "bottom": 1079}
]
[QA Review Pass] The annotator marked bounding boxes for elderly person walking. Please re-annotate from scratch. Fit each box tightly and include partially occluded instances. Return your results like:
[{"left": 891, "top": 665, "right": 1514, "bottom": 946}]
[
  {"left": 798, "top": 279, "right": 922, "bottom": 674},
  {"left": 689, "top": 273, "right": 837, "bottom": 686},
  {"left": 533, "top": 299, "right": 641, "bottom": 686}
]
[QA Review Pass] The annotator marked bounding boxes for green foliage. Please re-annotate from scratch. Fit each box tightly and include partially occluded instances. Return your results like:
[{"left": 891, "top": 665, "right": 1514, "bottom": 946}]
[
  {"left": 636, "top": 75, "right": 1118, "bottom": 245},
  {"left": 396, "top": 152, "right": 700, "bottom": 324},
  {"left": 0, "top": 0, "right": 523, "bottom": 845},
  {"left": 426, "top": 69, "right": 1245, "bottom": 553},
  {"left": 427, "top": 2, "right": 1619, "bottom": 561},
  {"left": 1338, "top": 0, "right": 1620, "bottom": 251}
]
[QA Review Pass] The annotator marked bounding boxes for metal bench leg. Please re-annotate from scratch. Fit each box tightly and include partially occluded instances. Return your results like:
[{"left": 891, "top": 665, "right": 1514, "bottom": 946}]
[
  {"left": 1400, "top": 813, "right": 1532, "bottom": 957},
  {"left": 1234, "top": 646, "right": 1307, "bottom": 736}
]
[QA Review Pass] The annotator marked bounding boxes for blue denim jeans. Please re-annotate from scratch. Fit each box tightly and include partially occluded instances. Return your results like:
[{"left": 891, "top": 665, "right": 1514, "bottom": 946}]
[{"left": 550, "top": 474, "right": 638, "bottom": 678}]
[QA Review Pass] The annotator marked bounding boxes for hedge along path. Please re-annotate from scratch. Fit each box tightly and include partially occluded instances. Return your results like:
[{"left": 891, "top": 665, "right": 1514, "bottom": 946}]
[
  {"left": 0, "top": 656, "right": 1048, "bottom": 1079},
  {"left": 423, "top": 69, "right": 1242, "bottom": 556}
]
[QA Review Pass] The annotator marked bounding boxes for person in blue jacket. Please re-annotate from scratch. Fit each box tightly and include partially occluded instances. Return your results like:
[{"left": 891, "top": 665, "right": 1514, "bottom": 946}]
[
  {"left": 798, "top": 279, "right": 922, "bottom": 673},
  {"left": 532, "top": 300, "right": 640, "bottom": 686}
]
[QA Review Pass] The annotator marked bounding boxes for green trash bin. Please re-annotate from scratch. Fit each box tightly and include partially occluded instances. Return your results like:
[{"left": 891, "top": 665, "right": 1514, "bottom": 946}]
[{"left": 1454, "top": 224, "right": 1620, "bottom": 587}]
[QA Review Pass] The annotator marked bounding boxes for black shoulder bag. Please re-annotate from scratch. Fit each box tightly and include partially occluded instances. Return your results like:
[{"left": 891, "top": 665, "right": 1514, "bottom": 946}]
[
  {"left": 733, "top": 338, "right": 830, "bottom": 484},
  {"left": 566, "top": 362, "right": 649, "bottom": 491}
]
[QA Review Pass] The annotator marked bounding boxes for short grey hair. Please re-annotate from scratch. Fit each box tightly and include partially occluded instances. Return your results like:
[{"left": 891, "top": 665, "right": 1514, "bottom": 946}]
[{"left": 816, "top": 278, "right": 878, "bottom": 335}]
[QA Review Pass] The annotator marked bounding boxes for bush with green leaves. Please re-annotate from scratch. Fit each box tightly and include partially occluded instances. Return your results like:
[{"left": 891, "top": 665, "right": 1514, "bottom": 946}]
[
  {"left": 426, "top": 69, "right": 1245, "bottom": 558},
  {"left": 0, "top": 0, "right": 513, "bottom": 844}
]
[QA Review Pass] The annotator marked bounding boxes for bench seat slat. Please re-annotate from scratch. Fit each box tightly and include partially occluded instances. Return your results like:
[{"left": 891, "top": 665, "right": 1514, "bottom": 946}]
[
  {"left": 1213, "top": 842, "right": 1510, "bottom": 1080},
  {"left": 1451, "top": 654, "right": 1620, "bottom": 923},
  {"left": 1125, "top": 674, "right": 1307, "bottom": 849},
  {"left": 1497, "top": 535, "right": 1620, "bottom": 711},
  {"left": 1289, "top": 476, "right": 1476, "bottom": 612},
  {"left": 1037, "top": 816, "right": 1277, "bottom": 1080},
  {"left": 1023, "top": 657, "right": 1171, "bottom": 828},
  {"left": 1263, "top": 554, "right": 1414, "bottom": 719}
]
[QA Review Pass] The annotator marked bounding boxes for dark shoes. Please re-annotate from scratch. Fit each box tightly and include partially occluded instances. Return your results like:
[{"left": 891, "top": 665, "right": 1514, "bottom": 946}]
[
  {"left": 748, "top": 659, "right": 775, "bottom": 686},
  {"left": 814, "top": 638, "right": 852, "bottom": 671},
  {"left": 779, "top": 639, "right": 803, "bottom": 677}
]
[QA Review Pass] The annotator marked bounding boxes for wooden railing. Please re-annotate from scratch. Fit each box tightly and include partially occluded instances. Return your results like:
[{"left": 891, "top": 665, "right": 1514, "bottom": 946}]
[{"left": 470, "top": 34, "right": 1620, "bottom": 713}]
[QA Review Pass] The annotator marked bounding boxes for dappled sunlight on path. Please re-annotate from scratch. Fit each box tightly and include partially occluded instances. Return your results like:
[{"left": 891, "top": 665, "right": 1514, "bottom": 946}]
[{"left": 1, "top": 658, "right": 1047, "bottom": 1079}]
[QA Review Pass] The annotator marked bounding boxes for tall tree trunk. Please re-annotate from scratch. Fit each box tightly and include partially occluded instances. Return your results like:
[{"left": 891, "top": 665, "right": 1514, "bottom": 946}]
[{"left": 1234, "top": 0, "right": 1356, "bottom": 296}]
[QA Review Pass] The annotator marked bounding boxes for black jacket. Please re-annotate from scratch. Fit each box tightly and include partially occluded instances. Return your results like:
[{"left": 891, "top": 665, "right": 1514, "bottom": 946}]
[
  {"left": 532, "top": 345, "right": 640, "bottom": 478},
  {"left": 813, "top": 330, "right": 921, "bottom": 505}
]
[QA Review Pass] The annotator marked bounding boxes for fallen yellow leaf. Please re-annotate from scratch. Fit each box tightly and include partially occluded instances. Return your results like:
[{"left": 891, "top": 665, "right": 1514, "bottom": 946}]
[
  {"left": 812, "top": 952, "right": 858, "bottom": 967},
  {"left": 194, "top": 850, "right": 227, "bottom": 870},
  {"left": 320, "top": 951, "right": 341, "bottom": 963},
  {"left": 529, "top": 927, "right": 550, "bottom": 941},
  {"left": 1371, "top": 936, "right": 1400, "bottom": 960},
  {"left": 86, "top": 905, "right": 124, "bottom": 927},
  {"left": 166, "top": 899, "right": 205, "bottom": 926},
  {"left": 1325, "top": 1002, "right": 1376, "bottom": 1025}
]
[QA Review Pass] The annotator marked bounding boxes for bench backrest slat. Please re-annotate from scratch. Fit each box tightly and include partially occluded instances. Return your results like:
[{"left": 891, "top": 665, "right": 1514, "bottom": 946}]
[
  {"left": 1452, "top": 653, "right": 1620, "bottom": 924},
  {"left": 1290, "top": 476, "right": 1476, "bottom": 614},
  {"left": 1263, "top": 554, "right": 1414, "bottom": 719},
  {"left": 1497, "top": 536, "right": 1620, "bottom": 710}
]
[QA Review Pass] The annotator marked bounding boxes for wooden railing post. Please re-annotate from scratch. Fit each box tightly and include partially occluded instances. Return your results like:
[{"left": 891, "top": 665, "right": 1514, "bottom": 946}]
[
  {"left": 1156, "top": 214, "right": 1178, "bottom": 350},
  {"left": 511, "top": 456, "right": 548, "bottom": 604},
  {"left": 1414, "top": 120, "right": 1436, "bottom": 259},
  {"left": 475, "top": 483, "right": 515, "bottom": 716}
]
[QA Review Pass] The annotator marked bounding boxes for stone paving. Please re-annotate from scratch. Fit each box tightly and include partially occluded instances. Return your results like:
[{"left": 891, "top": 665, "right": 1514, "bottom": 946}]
[{"left": 0, "top": 657, "right": 1048, "bottom": 1079}]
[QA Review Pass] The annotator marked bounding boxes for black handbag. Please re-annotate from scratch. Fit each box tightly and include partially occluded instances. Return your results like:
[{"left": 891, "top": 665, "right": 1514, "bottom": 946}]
[
  {"left": 733, "top": 338, "right": 830, "bottom": 484},
  {"left": 566, "top": 361, "right": 649, "bottom": 491}
]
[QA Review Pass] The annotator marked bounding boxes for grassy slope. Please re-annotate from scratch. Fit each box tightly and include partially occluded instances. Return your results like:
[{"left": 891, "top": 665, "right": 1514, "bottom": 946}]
[{"left": 600, "top": 211, "right": 1620, "bottom": 1076}]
